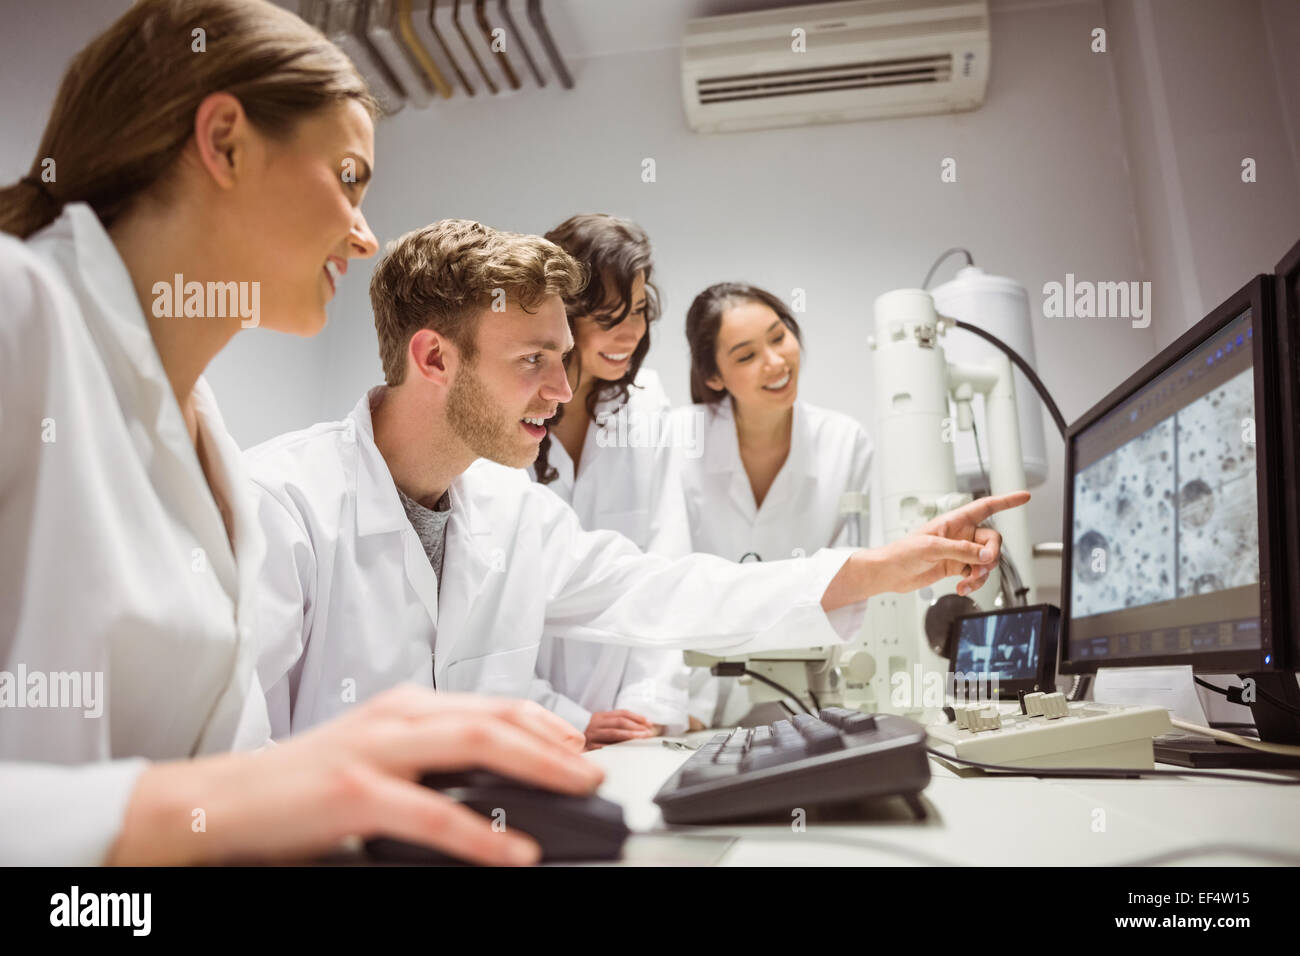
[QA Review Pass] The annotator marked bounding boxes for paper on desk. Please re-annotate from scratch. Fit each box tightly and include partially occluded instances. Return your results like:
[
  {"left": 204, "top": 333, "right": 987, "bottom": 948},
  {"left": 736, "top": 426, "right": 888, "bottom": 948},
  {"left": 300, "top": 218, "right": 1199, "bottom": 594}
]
[{"left": 1092, "top": 665, "right": 1209, "bottom": 725}]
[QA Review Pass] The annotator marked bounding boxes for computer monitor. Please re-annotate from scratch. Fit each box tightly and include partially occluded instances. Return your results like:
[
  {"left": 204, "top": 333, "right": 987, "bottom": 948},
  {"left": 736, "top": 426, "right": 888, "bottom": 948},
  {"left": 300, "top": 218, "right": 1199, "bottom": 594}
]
[
  {"left": 1059, "top": 271, "right": 1300, "bottom": 755},
  {"left": 1061, "top": 276, "right": 1290, "bottom": 673}
]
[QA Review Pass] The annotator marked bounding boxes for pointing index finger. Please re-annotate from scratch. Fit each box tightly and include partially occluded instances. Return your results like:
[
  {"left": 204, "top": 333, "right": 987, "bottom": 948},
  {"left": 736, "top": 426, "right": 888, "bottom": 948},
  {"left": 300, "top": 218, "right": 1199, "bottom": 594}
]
[{"left": 960, "top": 490, "right": 1031, "bottom": 526}]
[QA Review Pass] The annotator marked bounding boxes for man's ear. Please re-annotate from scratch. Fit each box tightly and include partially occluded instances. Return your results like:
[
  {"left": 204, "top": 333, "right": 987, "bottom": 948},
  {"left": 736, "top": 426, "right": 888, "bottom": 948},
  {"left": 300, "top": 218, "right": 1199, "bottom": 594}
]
[
  {"left": 408, "top": 328, "right": 454, "bottom": 385},
  {"left": 192, "top": 92, "right": 249, "bottom": 190}
]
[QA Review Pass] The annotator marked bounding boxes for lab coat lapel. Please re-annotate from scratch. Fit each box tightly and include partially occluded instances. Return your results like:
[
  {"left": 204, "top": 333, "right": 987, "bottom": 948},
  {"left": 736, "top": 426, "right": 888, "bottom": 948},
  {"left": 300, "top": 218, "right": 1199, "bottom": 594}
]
[
  {"left": 53, "top": 204, "right": 239, "bottom": 596},
  {"left": 350, "top": 389, "right": 441, "bottom": 630},
  {"left": 428, "top": 470, "right": 496, "bottom": 672},
  {"left": 706, "top": 402, "right": 758, "bottom": 521},
  {"left": 755, "top": 401, "right": 816, "bottom": 518},
  {"left": 190, "top": 379, "right": 272, "bottom": 751}
]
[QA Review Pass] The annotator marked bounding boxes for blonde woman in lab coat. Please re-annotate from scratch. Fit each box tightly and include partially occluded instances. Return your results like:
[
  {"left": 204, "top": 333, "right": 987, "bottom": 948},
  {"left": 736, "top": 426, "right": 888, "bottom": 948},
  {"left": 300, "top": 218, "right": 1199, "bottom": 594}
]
[
  {"left": 531, "top": 214, "right": 696, "bottom": 746},
  {"left": 674, "top": 283, "right": 881, "bottom": 726},
  {"left": 0, "top": 0, "right": 594, "bottom": 867}
]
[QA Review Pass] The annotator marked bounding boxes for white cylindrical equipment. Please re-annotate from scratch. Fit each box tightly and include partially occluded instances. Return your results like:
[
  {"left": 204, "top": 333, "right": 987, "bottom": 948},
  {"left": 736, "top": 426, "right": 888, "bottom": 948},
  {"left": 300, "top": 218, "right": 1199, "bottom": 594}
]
[{"left": 931, "top": 266, "right": 1049, "bottom": 491}]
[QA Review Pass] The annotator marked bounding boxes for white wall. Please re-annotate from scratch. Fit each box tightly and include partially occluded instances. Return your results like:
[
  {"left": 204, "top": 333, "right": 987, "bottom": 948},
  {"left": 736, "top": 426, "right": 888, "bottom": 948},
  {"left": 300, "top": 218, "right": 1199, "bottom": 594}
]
[{"left": 1104, "top": 0, "right": 1300, "bottom": 351}]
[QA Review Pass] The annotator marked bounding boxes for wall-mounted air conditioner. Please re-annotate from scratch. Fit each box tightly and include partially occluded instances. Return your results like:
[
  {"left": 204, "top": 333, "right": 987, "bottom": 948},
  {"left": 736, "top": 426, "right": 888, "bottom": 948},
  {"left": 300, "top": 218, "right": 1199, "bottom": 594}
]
[{"left": 682, "top": 0, "right": 990, "bottom": 134}]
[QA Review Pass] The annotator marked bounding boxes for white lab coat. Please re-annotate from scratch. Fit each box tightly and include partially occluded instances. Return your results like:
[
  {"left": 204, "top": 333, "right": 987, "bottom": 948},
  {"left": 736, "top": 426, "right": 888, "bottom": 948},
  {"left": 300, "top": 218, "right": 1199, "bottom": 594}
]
[
  {"left": 0, "top": 203, "right": 271, "bottom": 865},
  {"left": 529, "top": 369, "right": 693, "bottom": 734},
  {"left": 671, "top": 399, "right": 874, "bottom": 725},
  {"left": 247, "top": 387, "right": 860, "bottom": 738}
]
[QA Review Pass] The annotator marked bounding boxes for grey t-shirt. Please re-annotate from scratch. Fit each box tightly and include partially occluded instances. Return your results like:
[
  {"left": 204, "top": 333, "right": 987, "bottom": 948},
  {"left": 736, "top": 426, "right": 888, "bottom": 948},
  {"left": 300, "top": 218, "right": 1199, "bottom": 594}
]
[{"left": 398, "top": 487, "right": 452, "bottom": 592}]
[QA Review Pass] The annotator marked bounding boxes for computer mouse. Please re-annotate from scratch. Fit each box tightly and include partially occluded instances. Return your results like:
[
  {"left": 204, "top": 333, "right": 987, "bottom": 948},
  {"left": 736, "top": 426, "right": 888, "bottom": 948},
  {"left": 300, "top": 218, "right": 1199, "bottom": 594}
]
[{"left": 365, "top": 770, "right": 630, "bottom": 865}]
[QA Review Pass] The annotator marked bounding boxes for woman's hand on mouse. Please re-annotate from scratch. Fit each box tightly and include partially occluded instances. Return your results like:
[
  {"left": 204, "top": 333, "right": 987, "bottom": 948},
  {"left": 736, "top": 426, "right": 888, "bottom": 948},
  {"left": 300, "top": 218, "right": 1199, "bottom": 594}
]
[{"left": 107, "top": 685, "right": 600, "bottom": 866}]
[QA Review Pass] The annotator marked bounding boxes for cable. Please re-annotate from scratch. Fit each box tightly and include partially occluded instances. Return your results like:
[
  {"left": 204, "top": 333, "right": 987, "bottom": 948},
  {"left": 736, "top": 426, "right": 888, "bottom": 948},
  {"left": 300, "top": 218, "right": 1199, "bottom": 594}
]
[
  {"left": 742, "top": 668, "right": 816, "bottom": 716},
  {"left": 921, "top": 247, "right": 974, "bottom": 290},
  {"left": 969, "top": 416, "right": 991, "bottom": 495},
  {"left": 1170, "top": 717, "right": 1300, "bottom": 757},
  {"left": 924, "top": 747, "right": 1300, "bottom": 785},
  {"left": 1209, "top": 722, "right": 1260, "bottom": 734},
  {"left": 1194, "top": 675, "right": 1300, "bottom": 717},
  {"left": 1112, "top": 844, "right": 1300, "bottom": 867},
  {"left": 953, "top": 320, "right": 1068, "bottom": 437}
]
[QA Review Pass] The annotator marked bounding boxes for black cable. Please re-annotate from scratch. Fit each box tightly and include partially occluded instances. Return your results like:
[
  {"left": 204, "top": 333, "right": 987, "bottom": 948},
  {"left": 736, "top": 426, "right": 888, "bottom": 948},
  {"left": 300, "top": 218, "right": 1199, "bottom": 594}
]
[
  {"left": 808, "top": 688, "right": 821, "bottom": 712},
  {"left": 777, "top": 700, "right": 797, "bottom": 718},
  {"left": 921, "top": 247, "right": 974, "bottom": 290},
  {"left": 969, "top": 416, "right": 990, "bottom": 496},
  {"left": 1194, "top": 676, "right": 1300, "bottom": 717},
  {"left": 743, "top": 668, "right": 815, "bottom": 716},
  {"left": 953, "top": 320, "right": 1067, "bottom": 437},
  {"left": 925, "top": 747, "right": 1300, "bottom": 785}
]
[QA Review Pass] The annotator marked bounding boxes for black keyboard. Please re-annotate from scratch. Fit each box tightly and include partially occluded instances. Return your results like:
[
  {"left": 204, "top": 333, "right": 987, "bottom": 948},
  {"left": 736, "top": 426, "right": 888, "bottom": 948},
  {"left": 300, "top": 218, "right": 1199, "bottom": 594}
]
[{"left": 653, "top": 709, "right": 931, "bottom": 825}]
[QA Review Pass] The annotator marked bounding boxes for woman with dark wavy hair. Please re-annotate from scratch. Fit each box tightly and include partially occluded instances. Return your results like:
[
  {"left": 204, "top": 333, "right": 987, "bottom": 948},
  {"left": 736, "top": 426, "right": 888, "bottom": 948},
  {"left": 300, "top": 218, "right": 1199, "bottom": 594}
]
[
  {"left": 674, "top": 283, "right": 877, "bottom": 727},
  {"left": 529, "top": 214, "right": 697, "bottom": 746}
]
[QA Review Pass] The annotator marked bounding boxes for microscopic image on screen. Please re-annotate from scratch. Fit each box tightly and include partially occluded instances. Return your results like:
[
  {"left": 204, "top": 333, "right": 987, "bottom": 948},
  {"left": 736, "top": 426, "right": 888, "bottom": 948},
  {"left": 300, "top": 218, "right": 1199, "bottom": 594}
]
[
  {"left": 1072, "top": 419, "right": 1177, "bottom": 618},
  {"left": 1175, "top": 368, "right": 1259, "bottom": 596}
]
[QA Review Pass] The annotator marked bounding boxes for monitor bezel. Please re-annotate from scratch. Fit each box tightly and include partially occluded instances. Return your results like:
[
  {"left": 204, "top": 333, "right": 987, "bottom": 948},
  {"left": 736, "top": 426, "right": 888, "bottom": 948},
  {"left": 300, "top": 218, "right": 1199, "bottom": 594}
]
[
  {"left": 1059, "top": 275, "right": 1282, "bottom": 675},
  {"left": 1272, "top": 238, "right": 1300, "bottom": 671}
]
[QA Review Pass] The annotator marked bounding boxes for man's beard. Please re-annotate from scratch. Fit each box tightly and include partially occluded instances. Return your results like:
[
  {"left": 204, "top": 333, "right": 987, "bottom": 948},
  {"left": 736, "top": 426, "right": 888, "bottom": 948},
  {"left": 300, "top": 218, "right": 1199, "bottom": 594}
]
[{"left": 446, "top": 359, "right": 538, "bottom": 468}]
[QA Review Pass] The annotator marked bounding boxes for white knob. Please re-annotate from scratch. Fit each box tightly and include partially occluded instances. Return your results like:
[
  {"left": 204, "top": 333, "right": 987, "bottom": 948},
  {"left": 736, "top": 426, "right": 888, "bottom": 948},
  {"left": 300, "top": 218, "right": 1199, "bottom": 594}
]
[
  {"left": 1023, "top": 692, "right": 1046, "bottom": 717},
  {"left": 847, "top": 652, "right": 876, "bottom": 682},
  {"left": 1042, "top": 692, "right": 1069, "bottom": 719}
]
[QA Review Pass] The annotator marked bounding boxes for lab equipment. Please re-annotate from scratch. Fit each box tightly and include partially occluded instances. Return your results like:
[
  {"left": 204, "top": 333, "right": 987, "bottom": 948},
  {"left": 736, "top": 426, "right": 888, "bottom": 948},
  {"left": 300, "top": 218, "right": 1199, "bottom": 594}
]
[
  {"left": 948, "top": 603, "right": 1061, "bottom": 701},
  {"left": 1060, "top": 266, "right": 1300, "bottom": 764},
  {"left": 846, "top": 275, "right": 1041, "bottom": 721},
  {"left": 927, "top": 697, "right": 1172, "bottom": 770},
  {"left": 365, "top": 770, "right": 630, "bottom": 863},
  {"left": 653, "top": 709, "right": 930, "bottom": 824}
]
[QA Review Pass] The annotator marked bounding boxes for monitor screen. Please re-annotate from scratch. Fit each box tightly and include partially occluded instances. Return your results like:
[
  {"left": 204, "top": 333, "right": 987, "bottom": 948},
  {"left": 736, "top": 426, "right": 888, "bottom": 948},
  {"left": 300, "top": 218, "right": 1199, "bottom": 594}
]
[
  {"left": 1066, "top": 308, "right": 1262, "bottom": 665},
  {"left": 953, "top": 608, "right": 1042, "bottom": 682}
]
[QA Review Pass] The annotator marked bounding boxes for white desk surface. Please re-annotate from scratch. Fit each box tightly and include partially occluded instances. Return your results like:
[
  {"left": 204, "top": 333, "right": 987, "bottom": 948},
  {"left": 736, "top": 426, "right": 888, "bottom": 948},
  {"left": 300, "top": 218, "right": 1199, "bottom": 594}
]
[{"left": 585, "top": 732, "right": 1300, "bottom": 867}]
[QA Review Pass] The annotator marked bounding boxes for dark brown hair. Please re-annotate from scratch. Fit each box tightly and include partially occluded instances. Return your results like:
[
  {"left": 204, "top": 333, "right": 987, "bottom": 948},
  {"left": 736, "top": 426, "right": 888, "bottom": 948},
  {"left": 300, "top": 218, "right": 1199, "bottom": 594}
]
[
  {"left": 370, "top": 219, "right": 586, "bottom": 385},
  {"left": 534, "top": 214, "right": 661, "bottom": 484},
  {"left": 0, "top": 0, "right": 376, "bottom": 240},
  {"left": 685, "top": 283, "right": 804, "bottom": 405}
]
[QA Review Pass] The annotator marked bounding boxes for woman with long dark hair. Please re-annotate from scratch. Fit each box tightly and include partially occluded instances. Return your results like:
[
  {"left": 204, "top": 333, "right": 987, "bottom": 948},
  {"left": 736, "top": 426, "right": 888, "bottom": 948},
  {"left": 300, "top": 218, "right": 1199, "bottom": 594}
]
[
  {"left": 530, "top": 214, "right": 695, "bottom": 745},
  {"left": 676, "top": 283, "right": 879, "bottom": 726}
]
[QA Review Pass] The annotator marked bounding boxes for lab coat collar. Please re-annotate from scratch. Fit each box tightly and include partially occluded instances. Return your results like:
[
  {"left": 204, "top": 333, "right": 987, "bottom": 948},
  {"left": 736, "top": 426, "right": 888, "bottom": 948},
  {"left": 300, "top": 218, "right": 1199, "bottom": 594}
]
[
  {"left": 703, "top": 399, "right": 817, "bottom": 478},
  {"left": 348, "top": 386, "right": 491, "bottom": 539},
  {"left": 349, "top": 387, "right": 410, "bottom": 538},
  {"left": 705, "top": 399, "right": 816, "bottom": 520},
  {"left": 32, "top": 203, "right": 240, "bottom": 595}
]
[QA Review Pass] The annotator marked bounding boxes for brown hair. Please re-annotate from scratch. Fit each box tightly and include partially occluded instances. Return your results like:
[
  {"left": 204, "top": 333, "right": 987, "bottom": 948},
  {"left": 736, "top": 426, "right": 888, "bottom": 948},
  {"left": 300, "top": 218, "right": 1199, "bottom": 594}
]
[
  {"left": 369, "top": 219, "right": 587, "bottom": 386},
  {"left": 685, "top": 283, "right": 804, "bottom": 405},
  {"left": 534, "top": 214, "right": 661, "bottom": 484},
  {"left": 0, "top": 0, "right": 376, "bottom": 240}
]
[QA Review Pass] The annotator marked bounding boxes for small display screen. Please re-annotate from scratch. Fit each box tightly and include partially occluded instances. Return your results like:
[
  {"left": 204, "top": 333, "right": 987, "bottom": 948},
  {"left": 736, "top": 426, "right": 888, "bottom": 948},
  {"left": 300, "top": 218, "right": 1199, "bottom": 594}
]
[{"left": 953, "top": 608, "right": 1042, "bottom": 682}]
